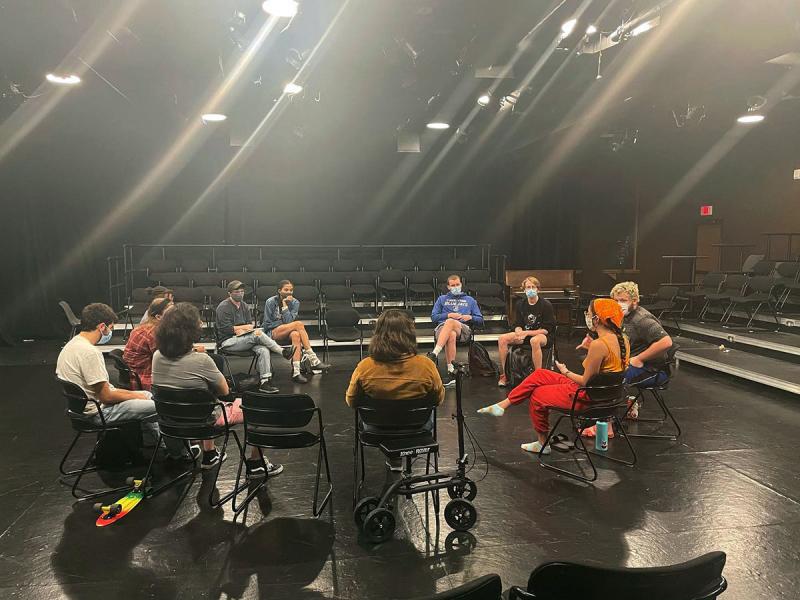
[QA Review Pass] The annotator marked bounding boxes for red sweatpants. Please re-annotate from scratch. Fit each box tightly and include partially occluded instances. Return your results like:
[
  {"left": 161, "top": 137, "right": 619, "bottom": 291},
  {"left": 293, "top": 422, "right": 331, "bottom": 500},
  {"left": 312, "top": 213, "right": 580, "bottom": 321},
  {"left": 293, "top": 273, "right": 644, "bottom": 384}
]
[{"left": 507, "top": 369, "right": 585, "bottom": 433}]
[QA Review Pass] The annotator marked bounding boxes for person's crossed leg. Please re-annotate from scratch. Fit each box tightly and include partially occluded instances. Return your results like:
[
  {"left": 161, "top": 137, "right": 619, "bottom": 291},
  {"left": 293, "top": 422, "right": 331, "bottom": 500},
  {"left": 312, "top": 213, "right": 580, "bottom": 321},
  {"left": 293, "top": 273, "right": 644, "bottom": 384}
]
[{"left": 269, "top": 321, "right": 329, "bottom": 383}]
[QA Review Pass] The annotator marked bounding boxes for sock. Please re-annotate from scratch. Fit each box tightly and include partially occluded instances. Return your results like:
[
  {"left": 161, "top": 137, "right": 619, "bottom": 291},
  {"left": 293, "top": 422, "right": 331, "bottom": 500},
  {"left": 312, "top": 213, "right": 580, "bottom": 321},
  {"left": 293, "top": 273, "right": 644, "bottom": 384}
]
[
  {"left": 260, "top": 376, "right": 271, "bottom": 384},
  {"left": 477, "top": 403, "right": 505, "bottom": 417},
  {"left": 447, "top": 363, "right": 455, "bottom": 374},
  {"left": 304, "top": 349, "right": 321, "bottom": 366},
  {"left": 432, "top": 345, "right": 443, "bottom": 356},
  {"left": 292, "top": 360, "right": 301, "bottom": 376}
]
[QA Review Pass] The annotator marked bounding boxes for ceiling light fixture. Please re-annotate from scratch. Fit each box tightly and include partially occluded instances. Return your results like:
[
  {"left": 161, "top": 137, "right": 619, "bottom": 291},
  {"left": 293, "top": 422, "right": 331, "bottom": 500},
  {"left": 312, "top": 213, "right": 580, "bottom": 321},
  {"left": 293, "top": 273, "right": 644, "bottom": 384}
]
[
  {"left": 283, "top": 82, "right": 303, "bottom": 95},
  {"left": 426, "top": 122, "right": 450, "bottom": 130},
  {"left": 560, "top": 18, "right": 577, "bottom": 37},
  {"left": 585, "top": 24, "right": 598, "bottom": 35},
  {"left": 262, "top": 0, "right": 298, "bottom": 17},
  {"left": 477, "top": 94, "right": 491, "bottom": 106},
  {"left": 201, "top": 113, "right": 227, "bottom": 123},
  {"left": 46, "top": 73, "right": 81, "bottom": 85},
  {"left": 737, "top": 114, "right": 764, "bottom": 124}
]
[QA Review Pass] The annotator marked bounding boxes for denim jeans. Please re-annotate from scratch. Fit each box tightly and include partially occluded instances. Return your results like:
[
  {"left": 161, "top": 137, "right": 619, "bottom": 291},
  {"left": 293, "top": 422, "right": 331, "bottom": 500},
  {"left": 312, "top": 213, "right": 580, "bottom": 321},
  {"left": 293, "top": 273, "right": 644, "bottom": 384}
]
[
  {"left": 220, "top": 332, "right": 283, "bottom": 381},
  {"left": 93, "top": 398, "right": 187, "bottom": 458}
]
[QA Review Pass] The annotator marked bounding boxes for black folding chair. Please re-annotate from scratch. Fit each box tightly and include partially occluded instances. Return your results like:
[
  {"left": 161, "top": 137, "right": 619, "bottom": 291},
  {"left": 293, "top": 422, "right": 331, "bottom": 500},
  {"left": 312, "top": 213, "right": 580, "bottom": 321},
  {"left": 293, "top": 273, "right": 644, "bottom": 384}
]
[
  {"left": 509, "top": 551, "right": 727, "bottom": 600},
  {"left": 232, "top": 392, "right": 332, "bottom": 522},
  {"left": 58, "top": 300, "right": 82, "bottom": 340},
  {"left": 411, "top": 574, "right": 502, "bottom": 600},
  {"left": 699, "top": 274, "right": 747, "bottom": 321},
  {"left": 641, "top": 285, "right": 681, "bottom": 320},
  {"left": 624, "top": 345, "right": 681, "bottom": 441},
  {"left": 213, "top": 325, "right": 258, "bottom": 392},
  {"left": 141, "top": 386, "right": 246, "bottom": 506},
  {"left": 683, "top": 272, "right": 725, "bottom": 316},
  {"left": 776, "top": 261, "right": 800, "bottom": 309},
  {"left": 722, "top": 275, "right": 781, "bottom": 329},
  {"left": 322, "top": 307, "right": 363, "bottom": 361},
  {"left": 538, "top": 372, "right": 636, "bottom": 484},
  {"left": 108, "top": 349, "right": 143, "bottom": 391},
  {"left": 57, "top": 378, "right": 141, "bottom": 500}
]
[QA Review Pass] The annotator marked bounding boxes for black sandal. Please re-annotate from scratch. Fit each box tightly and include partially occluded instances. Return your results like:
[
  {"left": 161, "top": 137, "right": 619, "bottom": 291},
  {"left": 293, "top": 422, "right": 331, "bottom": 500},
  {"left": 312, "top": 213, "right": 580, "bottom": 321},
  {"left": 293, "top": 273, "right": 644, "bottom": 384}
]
[{"left": 550, "top": 433, "right": 575, "bottom": 452}]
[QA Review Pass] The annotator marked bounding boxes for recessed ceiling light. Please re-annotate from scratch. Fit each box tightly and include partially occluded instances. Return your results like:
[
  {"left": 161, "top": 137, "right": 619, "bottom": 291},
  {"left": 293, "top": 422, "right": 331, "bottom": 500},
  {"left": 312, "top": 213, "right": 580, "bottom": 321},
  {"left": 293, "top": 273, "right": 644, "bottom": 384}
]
[
  {"left": 283, "top": 82, "right": 303, "bottom": 95},
  {"left": 262, "top": 0, "right": 298, "bottom": 17},
  {"left": 737, "top": 114, "right": 765, "bottom": 124},
  {"left": 561, "top": 19, "right": 577, "bottom": 37},
  {"left": 426, "top": 122, "right": 450, "bottom": 130},
  {"left": 477, "top": 94, "right": 491, "bottom": 106},
  {"left": 46, "top": 73, "right": 81, "bottom": 85},
  {"left": 201, "top": 113, "right": 227, "bottom": 123}
]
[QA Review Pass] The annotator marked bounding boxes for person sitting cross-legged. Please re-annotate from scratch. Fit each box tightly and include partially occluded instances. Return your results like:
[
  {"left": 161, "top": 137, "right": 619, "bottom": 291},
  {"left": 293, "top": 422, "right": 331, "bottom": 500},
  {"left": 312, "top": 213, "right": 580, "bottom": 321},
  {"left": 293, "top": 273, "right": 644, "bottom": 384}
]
[
  {"left": 496, "top": 276, "right": 556, "bottom": 387},
  {"left": 427, "top": 274, "right": 484, "bottom": 387},
  {"left": 262, "top": 279, "right": 330, "bottom": 384},
  {"left": 152, "top": 302, "right": 283, "bottom": 478},
  {"left": 477, "top": 298, "right": 629, "bottom": 455},
  {"left": 216, "top": 280, "right": 291, "bottom": 394}
]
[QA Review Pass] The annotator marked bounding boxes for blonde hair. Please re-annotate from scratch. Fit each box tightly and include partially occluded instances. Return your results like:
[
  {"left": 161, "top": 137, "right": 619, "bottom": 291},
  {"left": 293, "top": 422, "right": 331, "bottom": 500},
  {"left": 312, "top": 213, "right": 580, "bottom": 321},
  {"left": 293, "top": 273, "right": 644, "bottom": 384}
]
[
  {"left": 521, "top": 276, "right": 540, "bottom": 290},
  {"left": 610, "top": 281, "right": 640, "bottom": 302}
]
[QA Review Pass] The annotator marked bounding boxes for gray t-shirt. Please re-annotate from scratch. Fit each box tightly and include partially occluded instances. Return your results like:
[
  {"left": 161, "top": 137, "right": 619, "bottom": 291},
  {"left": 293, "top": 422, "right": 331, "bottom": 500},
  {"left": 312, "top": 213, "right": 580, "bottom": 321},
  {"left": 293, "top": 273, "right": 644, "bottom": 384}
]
[
  {"left": 215, "top": 298, "right": 252, "bottom": 343},
  {"left": 151, "top": 350, "right": 224, "bottom": 390},
  {"left": 624, "top": 306, "right": 669, "bottom": 363},
  {"left": 55, "top": 335, "right": 111, "bottom": 415}
]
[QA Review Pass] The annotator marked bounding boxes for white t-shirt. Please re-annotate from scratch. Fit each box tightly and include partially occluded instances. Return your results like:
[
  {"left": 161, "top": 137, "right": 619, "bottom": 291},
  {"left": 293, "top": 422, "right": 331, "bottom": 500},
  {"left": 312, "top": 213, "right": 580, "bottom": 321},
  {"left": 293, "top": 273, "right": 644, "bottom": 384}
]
[{"left": 56, "top": 335, "right": 112, "bottom": 415}]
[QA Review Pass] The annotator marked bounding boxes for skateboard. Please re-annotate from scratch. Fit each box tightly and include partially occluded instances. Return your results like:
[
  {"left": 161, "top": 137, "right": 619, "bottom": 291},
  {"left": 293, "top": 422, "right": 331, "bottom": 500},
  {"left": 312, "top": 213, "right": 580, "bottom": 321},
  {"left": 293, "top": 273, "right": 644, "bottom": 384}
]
[{"left": 94, "top": 478, "right": 146, "bottom": 527}]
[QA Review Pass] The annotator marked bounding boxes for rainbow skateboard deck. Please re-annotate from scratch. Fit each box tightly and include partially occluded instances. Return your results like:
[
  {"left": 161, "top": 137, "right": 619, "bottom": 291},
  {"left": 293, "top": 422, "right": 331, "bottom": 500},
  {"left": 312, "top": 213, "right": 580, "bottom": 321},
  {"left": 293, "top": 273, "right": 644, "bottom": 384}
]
[{"left": 94, "top": 478, "right": 145, "bottom": 527}]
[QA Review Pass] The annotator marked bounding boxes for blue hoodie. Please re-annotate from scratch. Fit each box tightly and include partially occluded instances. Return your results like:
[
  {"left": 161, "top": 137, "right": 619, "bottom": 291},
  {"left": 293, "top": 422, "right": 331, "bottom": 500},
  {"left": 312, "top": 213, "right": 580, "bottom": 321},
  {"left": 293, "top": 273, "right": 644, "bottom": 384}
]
[
  {"left": 262, "top": 295, "right": 300, "bottom": 332},
  {"left": 431, "top": 292, "right": 484, "bottom": 326}
]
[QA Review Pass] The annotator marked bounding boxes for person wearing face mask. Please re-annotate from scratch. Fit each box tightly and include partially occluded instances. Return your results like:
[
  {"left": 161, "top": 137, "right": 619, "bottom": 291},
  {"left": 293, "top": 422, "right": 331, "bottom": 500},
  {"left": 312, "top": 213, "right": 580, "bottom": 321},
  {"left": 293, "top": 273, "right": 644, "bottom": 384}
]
[
  {"left": 427, "top": 274, "right": 484, "bottom": 387},
  {"left": 609, "top": 281, "right": 673, "bottom": 418},
  {"left": 477, "top": 298, "right": 629, "bottom": 454},
  {"left": 215, "top": 281, "right": 290, "bottom": 394},
  {"left": 123, "top": 297, "right": 173, "bottom": 390},
  {"left": 261, "top": 279, "right": 331, "bottom": 384},
  {"left": 496, "top": 276, "right": 556, "bottom": 387},
  {"left": 56, "top": 303, "right": 194, "bottom": 461}
]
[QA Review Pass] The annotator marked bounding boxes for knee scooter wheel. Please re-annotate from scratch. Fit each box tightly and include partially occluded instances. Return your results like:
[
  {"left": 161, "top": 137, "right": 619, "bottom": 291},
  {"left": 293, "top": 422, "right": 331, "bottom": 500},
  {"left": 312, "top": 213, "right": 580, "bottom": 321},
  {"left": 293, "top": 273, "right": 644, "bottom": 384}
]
[
  {"left": 444, "top": 498, "right": 477, "bottom": 532},
  {"left": 362, "top": 508, "right": 395, "bottom": 544},
  {"left": 447, "top": 478, "right": 477, "bottom": 501},
  {"left": 353, "top": 496, "right": 379, "bottom": 528}
]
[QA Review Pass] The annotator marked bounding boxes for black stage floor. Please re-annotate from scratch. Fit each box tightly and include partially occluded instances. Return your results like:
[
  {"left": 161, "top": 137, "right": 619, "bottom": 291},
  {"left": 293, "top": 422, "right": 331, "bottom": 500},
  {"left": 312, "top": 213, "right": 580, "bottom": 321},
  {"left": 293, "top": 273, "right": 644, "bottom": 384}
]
[{"left": 1, "top": 344, "right": 800, "bottom": 599}]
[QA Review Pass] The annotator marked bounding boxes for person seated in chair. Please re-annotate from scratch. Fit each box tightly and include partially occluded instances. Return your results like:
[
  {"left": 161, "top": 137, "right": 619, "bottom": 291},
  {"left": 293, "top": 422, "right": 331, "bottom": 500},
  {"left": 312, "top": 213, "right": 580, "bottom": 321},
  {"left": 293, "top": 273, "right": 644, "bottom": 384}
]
[
  {"left": 153, "top": 303, "right": 283, "bottom": 478},
  {"left": 607, "top": 281, "right": 672, "bottom": 419},
  {"left": 56, "top": 302, "right": 193, "bottom": 461},
  {"left": 262, "top": 279, "right": 330, "bottom": 384},
  {"left": 346, "top": 309, "right": 445, "bottom": 471},
  {"left": 477, "top": 299, "right": 629, "bottom": 455},
  {"left": 496, "top": 276, "right": 556, "bottom": 387},
  {"left": 139, "top": 286, "right": 174, "bottom": 325},
  {"left": 427, "top": 274, "right": 484, "bottom": 387},
  {"left": 123, "top": 297, "right": 173, "bottom": 390},
  {"left": 216, "top": 280, "right": 290, "bottom": 394}
]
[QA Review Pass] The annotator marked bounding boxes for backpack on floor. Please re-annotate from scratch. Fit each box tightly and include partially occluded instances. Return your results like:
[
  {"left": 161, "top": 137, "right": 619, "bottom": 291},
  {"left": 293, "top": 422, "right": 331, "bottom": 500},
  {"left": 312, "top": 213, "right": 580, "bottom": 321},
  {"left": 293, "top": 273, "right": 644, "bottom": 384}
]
[
  {"left": 505, "top": 346, "right": 534, "bottom": 389},
  {"left": 468, "top": 342, "right": 499, "bottom": 377},
  {"left": 94, "top": 422, "right": 145, "bottom": 469},
  {"left": 229, "top": 373, "right": 259, "bottom": 393}
]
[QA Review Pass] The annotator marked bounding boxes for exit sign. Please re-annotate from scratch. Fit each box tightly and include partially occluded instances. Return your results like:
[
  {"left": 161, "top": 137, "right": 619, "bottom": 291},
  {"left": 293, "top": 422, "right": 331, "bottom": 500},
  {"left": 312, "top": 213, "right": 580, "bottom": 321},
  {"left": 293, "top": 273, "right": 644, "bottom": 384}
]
[{"left": 700, "top": 205, "right": 713, "bottom": 216}]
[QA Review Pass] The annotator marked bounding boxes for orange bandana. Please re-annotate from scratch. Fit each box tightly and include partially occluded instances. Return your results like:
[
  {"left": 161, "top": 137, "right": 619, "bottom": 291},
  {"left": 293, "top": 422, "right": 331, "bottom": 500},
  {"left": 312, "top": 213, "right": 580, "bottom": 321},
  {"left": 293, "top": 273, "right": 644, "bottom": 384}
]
[{"left": 591, "top": 298, "right": 624, "bottom": 329}]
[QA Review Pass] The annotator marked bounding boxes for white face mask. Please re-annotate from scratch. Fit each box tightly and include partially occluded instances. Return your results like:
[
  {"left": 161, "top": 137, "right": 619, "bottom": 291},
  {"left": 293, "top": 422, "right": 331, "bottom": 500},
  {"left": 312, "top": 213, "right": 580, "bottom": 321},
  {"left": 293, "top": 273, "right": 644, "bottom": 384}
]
[
  {"left": 617, "top": 301, "right": 630, "bottom": 316},
  {"left": 450, "top": 285, "right": 462, "bottom": 295},
  {"left": 584, "top": 313, "right": 596, "bottom": 331}
]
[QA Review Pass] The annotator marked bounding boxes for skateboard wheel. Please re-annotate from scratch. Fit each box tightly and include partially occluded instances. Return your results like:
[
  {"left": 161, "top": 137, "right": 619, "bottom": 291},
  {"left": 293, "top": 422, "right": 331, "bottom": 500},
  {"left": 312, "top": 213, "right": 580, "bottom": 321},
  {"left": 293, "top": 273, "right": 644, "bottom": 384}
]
[
  {"left": 125, "top": 476, "right": 135, "bottom": 487},
  {"left": 93, "top": 502, "right": 103, "bottom": 512},
  {"left": 109, "top": 503, "right": 123, "bottom": 516}
]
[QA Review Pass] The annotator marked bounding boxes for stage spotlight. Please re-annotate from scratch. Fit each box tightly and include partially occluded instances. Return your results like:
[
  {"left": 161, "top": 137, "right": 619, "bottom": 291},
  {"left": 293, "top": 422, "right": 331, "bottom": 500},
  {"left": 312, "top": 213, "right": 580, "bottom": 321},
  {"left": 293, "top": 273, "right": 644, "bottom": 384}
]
[
  {"left": 262, "top": 0, "right": 298, "bottom": 17},
  {"left": 201, "top": 113, "right": 227, "bottom": 123},
  {"left": 631, "top": 17, "right": 660, "bottom": 37},
  {"left": 477, "top": 94, "right": 491, "bottom": 106},
  {"left": 561, "top": 18, "right": 577, "bottom": 37},
  {"left": 737, "top": 114, "right": 764, "bottom": 124},
  {"left": 585, "top": 24, "right": 597, "bottom": 35},
  {"left": 426, "top": 122, "right": 450, "bottom": 130},
  {"left": 283, "top": 82, "right": 303, "bottom": 94},
  {"left": 46, "top": 73, "right": 81, "bottom": 85}
]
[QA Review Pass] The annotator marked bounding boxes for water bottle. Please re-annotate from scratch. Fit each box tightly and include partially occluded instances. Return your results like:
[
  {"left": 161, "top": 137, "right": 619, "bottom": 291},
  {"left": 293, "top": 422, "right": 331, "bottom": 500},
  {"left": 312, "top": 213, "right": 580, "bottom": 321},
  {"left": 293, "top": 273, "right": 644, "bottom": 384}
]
[{"left": 595, "top": 420, "right": 609, "bottom": 451}]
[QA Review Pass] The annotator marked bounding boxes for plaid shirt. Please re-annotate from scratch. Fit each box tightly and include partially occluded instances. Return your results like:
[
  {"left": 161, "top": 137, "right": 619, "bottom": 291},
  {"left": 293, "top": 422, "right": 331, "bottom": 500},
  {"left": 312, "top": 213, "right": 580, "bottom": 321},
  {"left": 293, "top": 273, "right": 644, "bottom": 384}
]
[{"left": 123, "top": 325, "right": 157, "bottom": 390}]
